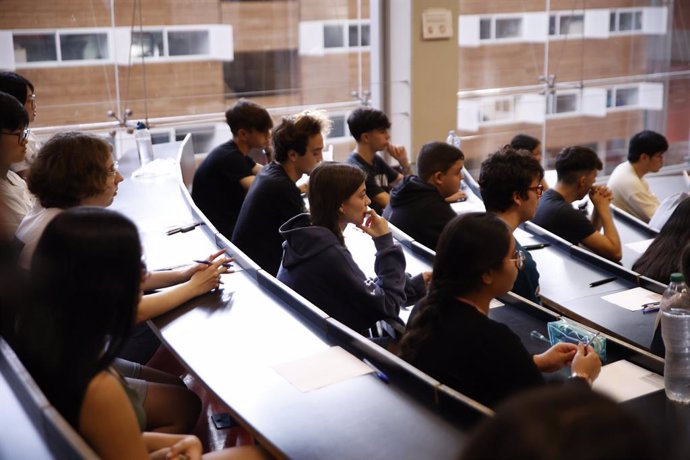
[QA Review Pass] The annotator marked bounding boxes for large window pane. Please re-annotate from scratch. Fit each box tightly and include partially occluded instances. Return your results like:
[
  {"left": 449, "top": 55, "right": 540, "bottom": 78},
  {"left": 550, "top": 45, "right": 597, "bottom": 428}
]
[
  {"left": 495, "top": 18, "right": 521, "bottom": 39},
  {"left": 223, "top": 49, "right": 299, "bottom": 96},
  {"left": 168, "top": 30, "right": 209, "bottom": 56},
  {"left": 131, "top": 31, "right": 164, "bottom": 58},
  {"left": 14, "top": 34, "right": 57, "bottom": 63},
  {"left": 60, "top": 33, "right": 109, "bottom": 60},
  {"left": 324, "top": 24, "right": 344, "bottom": 48},
  {"left": 559, "top": 15, "right": 584, "bottom": 35}
]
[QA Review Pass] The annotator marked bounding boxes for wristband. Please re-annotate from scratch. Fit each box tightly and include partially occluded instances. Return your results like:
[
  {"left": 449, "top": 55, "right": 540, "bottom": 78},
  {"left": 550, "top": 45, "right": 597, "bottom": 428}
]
[{"left": 570, "top": 372, "right": 593, "bottom": 386}]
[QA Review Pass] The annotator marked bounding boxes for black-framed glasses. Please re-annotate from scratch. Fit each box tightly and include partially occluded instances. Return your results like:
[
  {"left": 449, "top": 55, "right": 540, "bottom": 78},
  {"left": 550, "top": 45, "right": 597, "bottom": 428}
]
[
  {"left": 527, "top": 183, "right": 544, "bottom": 197},
  {"left": 510, "top": 250, "right": 525, "bottom": 271},
  {"left": 2, "top": 128, "right": 30, "bottom": 145},
  {"left": 106, "top": 161, "right": 120, "bottom": 177}
]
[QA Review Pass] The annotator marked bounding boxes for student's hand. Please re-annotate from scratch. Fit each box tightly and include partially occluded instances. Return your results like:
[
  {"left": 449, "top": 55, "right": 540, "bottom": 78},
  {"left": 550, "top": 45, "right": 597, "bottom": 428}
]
[
  {"left": 357, "top": 209, "right": 390, "bottom": 239},
  {"left": 298, "top": 182, "right": 309, "bottom": 194},
  {"left": 165, "top": 435, "right": 202, "bottom": 460},
  {"left": 589, "top": 187, "right": 612, "bottom": 211},
  {"left": 571, "top": 343, "right": 602, "bottom": 384},
  {"left": 179, "top": 249, "right": 227, "bottom": 281},
  {"left": 386, "top": 144, "right": 409, "bottom": 167},
  {"left": 444, "top": 190, "right": 467, "bottom": 203},
  {"left": 422, "top": 271, "right": 432, "bottom": 288},
  {"left": 591, "top": 185, "right": 613, "bottom": 201},
  {"left": 533, "top": 342, "right": 578, "bottom": 372},
  {"left": 187, "top": 254, "right": 232, "bottom": 296}
]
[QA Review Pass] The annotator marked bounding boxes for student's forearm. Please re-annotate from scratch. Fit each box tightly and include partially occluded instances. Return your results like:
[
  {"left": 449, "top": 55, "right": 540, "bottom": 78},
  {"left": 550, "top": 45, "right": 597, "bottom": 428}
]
[
  {"left": 136, "top": 283, "right": 198, "bottom": 322},
  {"left": 142, "top": 432, "right": 187, "bottom": 454},
  {"left": 142, "top": 270, "right": 187, "bottom": 291},
  {"left": 599, "top": 210, "right": 621, "bottom": 254}
]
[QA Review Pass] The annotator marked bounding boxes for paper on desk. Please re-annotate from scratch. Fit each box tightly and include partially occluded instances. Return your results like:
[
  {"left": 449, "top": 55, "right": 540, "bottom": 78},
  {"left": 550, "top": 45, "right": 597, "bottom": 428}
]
[
  {"left": 593, "top": 360, "right": 664, "bottom": 402},
  {"left": 625, "top": 238, "right": 654, "bottom": 254},
  {"left": 601, "top": 287, "right": 662, "bottom": 311},
  {"left": 490, "top": 299, "right": 504, "bottom": 309},
  {"left": 272, "top": 346, "right": 373, "bottom": 392}
]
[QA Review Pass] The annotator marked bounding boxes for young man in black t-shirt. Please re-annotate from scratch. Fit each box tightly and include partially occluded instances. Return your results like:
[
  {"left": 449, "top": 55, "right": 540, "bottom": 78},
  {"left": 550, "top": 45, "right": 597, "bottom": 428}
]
[
  {"left": 232, "top": 110, "right": 330, "bottom": 275},
  {"left": 532, "top": 146, "right": 622, "bottom": 262},
  {"left": 345, "top": 107, "right": 412, "bottom": 214},
  {"left": 191, "top": 99, "right": 273, "bottom": 238}
]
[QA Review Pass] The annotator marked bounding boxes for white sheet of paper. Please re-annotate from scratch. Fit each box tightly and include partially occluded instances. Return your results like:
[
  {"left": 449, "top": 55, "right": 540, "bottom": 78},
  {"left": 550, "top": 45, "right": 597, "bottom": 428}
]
[
  {"left": 625, "top": 238, "right": 654, "bottom": 254},
  {"left": 601, "top": 287, "right": 662, "bottom": 311},
  {"left": 272, "top": 346, "right": 373, "bottom": 392},
  {"left": 490, "top": 299, "right": 504, "bottom": 309},
  {"left": 593, "top": 360, "right": 664, "bottom": 402}
]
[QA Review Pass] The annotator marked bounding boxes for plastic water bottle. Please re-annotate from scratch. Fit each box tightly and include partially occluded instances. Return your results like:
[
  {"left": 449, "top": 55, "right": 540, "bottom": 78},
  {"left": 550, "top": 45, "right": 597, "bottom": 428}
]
[
  {"left": 446, "top": 130, "right": 461, "bottom": 149},
  {"left": 135, "top": 121, "right": 154, "bottom": 165},
  {"left": 661, "top": 272, "right": 690, "bottom": 403}
]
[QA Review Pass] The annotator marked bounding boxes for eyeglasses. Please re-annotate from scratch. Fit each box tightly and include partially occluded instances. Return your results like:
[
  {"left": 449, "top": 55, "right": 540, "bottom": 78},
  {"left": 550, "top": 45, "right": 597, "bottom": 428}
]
[
  {"left": 28, "top": 94, "right": 36, "bottom": 107},
  {"left": 510, "top": 249, "right": 525, "bottom": 271},
  {"left": 527, "top": 183, "right": 544, "bottom": 197},
  {"left": 2, "top": 128, "right": 30, "bottom": 145},
  {"left": 106, "top": 161, "right": 120, "bottom": 177}
]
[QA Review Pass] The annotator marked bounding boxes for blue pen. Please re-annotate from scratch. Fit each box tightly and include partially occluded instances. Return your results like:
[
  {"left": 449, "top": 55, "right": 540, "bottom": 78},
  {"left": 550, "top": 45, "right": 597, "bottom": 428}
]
[
  {"left": 363, "top": 358, "right": 389, "bottom": 384},
  {"left": 642, "top": 301, "right": 661, "bottom": 314}
]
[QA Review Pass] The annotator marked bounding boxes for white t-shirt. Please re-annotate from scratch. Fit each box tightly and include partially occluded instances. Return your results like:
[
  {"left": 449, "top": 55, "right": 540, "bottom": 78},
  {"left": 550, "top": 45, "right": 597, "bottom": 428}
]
[
  {"left": 607, "top": 161, "right": 659, "bottom": 222},
  {"left": 15, "top": 205, "right": 63, "bottom": 269},
  {"left": 0, "top": 170, "right": 35, "bottom": 238}
]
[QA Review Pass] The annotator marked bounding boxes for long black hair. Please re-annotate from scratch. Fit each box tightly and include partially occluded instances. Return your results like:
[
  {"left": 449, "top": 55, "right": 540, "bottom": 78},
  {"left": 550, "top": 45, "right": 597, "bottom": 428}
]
[
  {"left": 14, "top": 207, "right": 142, "bottom": 427},
  {"left": 399, "top": 212, "right": 511, "bottom": 360},
  {"left": 633, "top": 197, "right": 690, "bottom": 284}
]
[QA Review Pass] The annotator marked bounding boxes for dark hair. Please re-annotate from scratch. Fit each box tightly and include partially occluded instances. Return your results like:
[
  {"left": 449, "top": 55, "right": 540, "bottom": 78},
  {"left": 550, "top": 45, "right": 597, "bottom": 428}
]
[
  {"left": 399, "top": 213, "right": 511, "bottom": 360},
  {"left": 479, "top": 145, "right": 544, "bottom": 212},
  {"left": 308, "top": 162, "right": 366, "bottom": 245},
  {"left": 347, "top": 107, "right": 391, "bottom": 142},
  {"left": 555, "top": 146, "right": 602, "bottom": 185},
  {"left": 460, "top": 385, "right": 653, "bottom": 460},
  {"left": 225, "top": 99, "right": 273, "bottom": 136},
  {"left": 0, "top": 91, "right": 29, "bottom": 133},
  {"left": 0, "top": 71, "right": 34, "bottom": 105},
  {"left": 628, "top": 130, "right": 668, "bottom": 163},
  {"left": 417, "top": 142, "right": 464, "bottom": 182},
  {"left": 15, "top": 207, "right": 142, "bottom": 428},
  {"left": 273, "top": 109, "right": 331, "bottom": 162},
  {"left": 510, "top": 134, "right": 540, "bottom": 153},
  {"left": 633, "top": 197, "right": 690, "bottom": 283},
  {"left": 27, "top": 132, "right": 112, "bottom": 208},
  {"left": 682, "top": 242, "right": 690, "bottom": 283}
]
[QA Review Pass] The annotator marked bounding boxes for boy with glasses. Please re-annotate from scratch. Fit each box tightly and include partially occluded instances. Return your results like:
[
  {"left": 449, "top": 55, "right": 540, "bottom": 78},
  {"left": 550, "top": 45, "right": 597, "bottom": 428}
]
[
  {"left": 479, "top": 145, "right": 545, "bottom": 303},
  {"left": 607, "top": 130, "right": 668, "bottom": 222},
  {"left": 0, "top": 71, "right": 39, "bottom": 176}
]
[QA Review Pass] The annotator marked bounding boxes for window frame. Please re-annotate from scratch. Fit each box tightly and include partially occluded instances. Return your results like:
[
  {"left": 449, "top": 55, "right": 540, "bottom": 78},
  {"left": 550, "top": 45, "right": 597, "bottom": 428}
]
[{"left": 12, "top": 27, "right": 114, "bottom": 68}]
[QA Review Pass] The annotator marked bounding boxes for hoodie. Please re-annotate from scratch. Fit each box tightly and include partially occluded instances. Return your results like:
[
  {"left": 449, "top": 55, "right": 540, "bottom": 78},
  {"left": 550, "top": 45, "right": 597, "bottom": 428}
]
[
  {"left": 384, "top": 175, "right": 456, "bottom": 251},
  {"left": 277, "top": 213, "right": 408, "bottom": 334}
]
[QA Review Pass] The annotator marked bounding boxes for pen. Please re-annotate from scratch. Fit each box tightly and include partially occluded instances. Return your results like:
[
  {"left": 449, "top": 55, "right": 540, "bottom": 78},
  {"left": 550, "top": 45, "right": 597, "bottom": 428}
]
[
  {"left": 583, "top": 332, "right": 600, "bottom": 348},
  {"left": 529, "top": 330, "right": 550, "bottom": 344},
  {"left": 193, "top": 259, "right": 234, "bottom": 269},
  {"left": 523, "top": 243, "right": 551, "bottom": 251},
  {"left": 589, "top": 276, "right": 617, "bottom": 288},
  {"left": 362, "top": 358, "right": 389, "bottom": 384},
  {"left": 167, "top": 222, "right": 203, "bottom": 235},
  {"left": 642, "top": 301, "right": 661, "bottom": 314}
]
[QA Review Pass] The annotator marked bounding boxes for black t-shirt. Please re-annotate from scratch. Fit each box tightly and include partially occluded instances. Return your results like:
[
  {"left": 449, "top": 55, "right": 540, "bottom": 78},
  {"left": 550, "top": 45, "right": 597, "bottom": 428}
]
[
  {"left": 406, "top": 297, "right": 544, "bottom": 408},
  {"left": 191, "top": 140, "right": 256, "bottom": 238},
  {"left": 232, "top": 163, "right": 305, "bottom": 275},
  {"left": 346, "top": 153, "right": 399, "bottom": 214},
  {"left": 531, "top": 189, "right": 595, "bottom": 245}
]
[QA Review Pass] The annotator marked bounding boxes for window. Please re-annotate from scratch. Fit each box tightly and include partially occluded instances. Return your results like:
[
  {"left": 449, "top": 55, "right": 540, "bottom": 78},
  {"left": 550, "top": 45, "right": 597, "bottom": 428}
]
[
  {"left": 324, "top": 25, "right": 345, "bottom": 48},
  {"left": 131, "top": 31, "right": 164, "bottom": 58},
  {"left": 606, "top": 86, "right": 641, "bottom": 109},
  {"left": 479, "top": 96, "right": 514, "bottom": 123},
  {"left": 610, "top": 9, "right": 643, "bottom": 33},
  {"left": 329, "top": 115, "right": 348, "bottom": 138},
  {"left": 60, "top": 33, "right": 109, "bottom": 60},
  {"left": 479, "top": 18, "right": 492, "bottom": 40},
  {"left": 322, "top": 21, "right": 370, "bottom": 50},
  {"left": 348, "top": 24, "right": 370, "bottom": 47},
  {"left": 547, "top": 93, "right": 578, "bottom": 115},
  {"left": 549, "top": 13, "right": 584, "bottom": 36},
  {"left": 223, "top": 49, "right": 299, "bottom": 97},
  {"left": 495, "top": 18, "right": 521, "bottom": 39},
  {"left": 168, "top": 31, "right": 210, "bottom": 56},
  {"left": 14, "top": 34, "right": 57, "bottom": 63}
]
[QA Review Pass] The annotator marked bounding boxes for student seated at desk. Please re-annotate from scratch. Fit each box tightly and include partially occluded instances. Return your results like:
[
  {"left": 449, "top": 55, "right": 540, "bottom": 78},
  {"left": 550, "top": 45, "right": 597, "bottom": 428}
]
[
  {"left": 532, "top": 146, "right": 622, "bottom": 263},
  {"left": 383, "top": 141, "right": 464, "bottom": 251},
  {"left": 13, "top": 208, "right": 266, "bottom": 460},
  {"left": 633, "top": 196, "right": 690, "bottom": 284},
  {"left": 233, "top": 109, "right": 330, "bottom": 275},
  {"left": 346, "top": 107, "right": 412, "bottom": 214},
  {"left": 0, "top": 72, "right": 41, "bottom": 177},
  {"left": 607, "top": 130, "right": 667, "bottom": 223},
  {"left": 399, "top": 213, "right": 601, "bottom": 408},
  {"left": 460, "top": 385, "right": 653, "bottom": 460},
  {"left": 192, "top": 99, "right": 273, "bottom": 239},
  {"left": 0, "top": 91, "right": 34, "bottom": 238},
  {"left": 479, "top": 145, "right": 544, "bottom": 304},
  {"left": 510, "top": 133, "right": 549, "bottom": 191},
  {"left": 278, "top": 162, "right": 427, "bottom": 336}
]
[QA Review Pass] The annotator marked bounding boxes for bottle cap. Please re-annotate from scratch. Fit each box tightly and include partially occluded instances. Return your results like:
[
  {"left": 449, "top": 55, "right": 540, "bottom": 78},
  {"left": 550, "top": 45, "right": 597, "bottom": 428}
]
[
  {"left": 670, "top": 273, "right": 685, "bottom": 283},
  {"left": 136, "top": 121, "right": 146, "bottom": 130}
]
